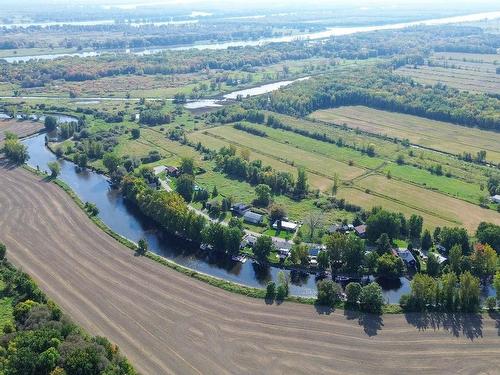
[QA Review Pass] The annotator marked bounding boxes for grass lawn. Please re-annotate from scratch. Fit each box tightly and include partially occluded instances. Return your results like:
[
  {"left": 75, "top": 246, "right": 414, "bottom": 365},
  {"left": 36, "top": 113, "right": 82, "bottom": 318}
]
[
  {"left": 310, "top": 106, "right": 500, "bottom": 163},
  {"left": 263, "top": 228, "right": 294, "bottom": 240},
  {"left": 204, "top": 125, "right": 365, "bottom": 181},
  {"left": 393, "top": 239, "right": 409, "bottom": 248}
]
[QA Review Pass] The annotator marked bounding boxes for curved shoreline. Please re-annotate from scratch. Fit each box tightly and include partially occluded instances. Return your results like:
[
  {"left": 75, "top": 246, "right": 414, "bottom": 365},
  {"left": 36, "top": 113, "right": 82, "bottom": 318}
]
[{"left": 2, "top": 160, "right": 499, "bottom": 375}]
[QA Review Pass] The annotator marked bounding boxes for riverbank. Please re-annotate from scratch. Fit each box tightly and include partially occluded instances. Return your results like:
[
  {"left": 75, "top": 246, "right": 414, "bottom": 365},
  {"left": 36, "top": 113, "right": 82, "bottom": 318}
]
[
  {"left": 3, "top": 11, "right": 499, "bottom": 63},
  {"left": 22, "top": 164, "right": 324, "bottom": 306},
  {"left": 3, "top": 162, "right": 498, "bottom": 374}
]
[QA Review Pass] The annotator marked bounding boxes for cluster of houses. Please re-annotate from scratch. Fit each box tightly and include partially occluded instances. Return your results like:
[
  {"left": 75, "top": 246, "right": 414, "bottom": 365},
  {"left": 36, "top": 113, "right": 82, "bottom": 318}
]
[
  {"left": 231, "top": 202, "right": 299, "bottom": 233},
  {"left": 328, "top": 223, "right": 367, "bottom": 238}
]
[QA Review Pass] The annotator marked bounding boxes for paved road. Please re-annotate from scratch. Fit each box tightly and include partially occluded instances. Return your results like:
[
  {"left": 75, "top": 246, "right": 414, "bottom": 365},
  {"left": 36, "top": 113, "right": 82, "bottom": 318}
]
[{"left": 0, "top": 162, "right": 499, "bottom": 375}]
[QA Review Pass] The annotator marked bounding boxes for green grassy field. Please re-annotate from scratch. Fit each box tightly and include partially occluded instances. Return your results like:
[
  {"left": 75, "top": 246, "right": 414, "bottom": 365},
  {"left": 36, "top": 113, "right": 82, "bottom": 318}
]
[
  {"left": 397, "top": 65, "right": 500, "bottom": 94},
  {"left": 354, "top": 174, "right": 500, "bottom": 231},
  {"left": 310, "top": 106, "right": 500, "bottom": 163},
  {"left": 189, "top": 120, "right": 500, "bottom": 231}
]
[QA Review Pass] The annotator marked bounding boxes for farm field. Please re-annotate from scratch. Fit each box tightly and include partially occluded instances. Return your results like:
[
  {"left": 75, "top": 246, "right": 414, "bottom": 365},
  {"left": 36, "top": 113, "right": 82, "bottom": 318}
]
[
  {"left": 310, "top": 106, "right": 500, "bottom": 163},
  {"left": 396, "top": 65, "right": 500, "bottom": 94},
  {"left": 188, "top": 130, "right": 334, "bottom": 190},
  {"left": 200, "top": 125, "right": 366, "bottom": 181},
  {"left": 7, "top": 57, "right": 343, "bottom": 99},
  {"left": 2, "top": 162, "right": 499, "bottom": 375},
  {"left": 264, "top": 111, "right": 490, "bottom": 184},
  {"left": 431, "top": 52, "right": 500, "bottom": 65},
  {"left": 0, "top": 118, "right": 43, "bottom": 142},
  {"left": 354, "top": 174, "right": 500, "bottom": 231},
  {"left": 186, "top": 121, "right": 499, "bottom": 230},
  {"left": 200, "top": 118, "right": 491, "bottom": 202}
]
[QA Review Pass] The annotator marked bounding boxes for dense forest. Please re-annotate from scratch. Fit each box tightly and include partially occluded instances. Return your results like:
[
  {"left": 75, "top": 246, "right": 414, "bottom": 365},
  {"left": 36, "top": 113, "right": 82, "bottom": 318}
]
[
  {"left": 2, "top": 25, "right": 498, "bottom": 89},
  {"left": 254, "top": 66, "right": 500, "bottom": 130},
  {"left": 0, "top": 247, "right": 135, "bottom": 374}
]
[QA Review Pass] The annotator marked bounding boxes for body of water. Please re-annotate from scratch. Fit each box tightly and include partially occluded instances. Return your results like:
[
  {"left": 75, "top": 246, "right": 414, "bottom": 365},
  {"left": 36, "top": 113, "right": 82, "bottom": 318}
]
[
  {"left": 16, "top": 84, "right": 496, "bottom": 303},
  {"left": 184, "top": 76, "right": 310, "bottom": 109},
  {"left": 3, "top": 11, "right": 499, "bottom": 63}
]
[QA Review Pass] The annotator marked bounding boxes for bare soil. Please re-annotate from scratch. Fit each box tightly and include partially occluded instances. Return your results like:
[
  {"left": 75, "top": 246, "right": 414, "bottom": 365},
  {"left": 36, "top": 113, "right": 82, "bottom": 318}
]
[
  {"left": 0, "top": 161, "right": 499, "bottom": 375},
  {"left": 0, "top": 119, "right": 43, "bottom": 142}
]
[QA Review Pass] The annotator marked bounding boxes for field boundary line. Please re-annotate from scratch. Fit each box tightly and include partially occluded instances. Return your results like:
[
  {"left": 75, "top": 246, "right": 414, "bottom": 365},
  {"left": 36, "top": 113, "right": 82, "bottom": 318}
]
[{"left": 347, "top": 185, "right": 462, "bottom": 225}]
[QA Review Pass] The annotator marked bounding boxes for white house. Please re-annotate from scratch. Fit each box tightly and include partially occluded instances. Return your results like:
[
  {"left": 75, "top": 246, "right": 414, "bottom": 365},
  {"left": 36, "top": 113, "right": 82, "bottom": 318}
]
[
  {"left": 492, "top": 195, "right": 500, "bottom": 204},
  {"left": 272, "top": 220, "right": 298, "bottom": 232}
]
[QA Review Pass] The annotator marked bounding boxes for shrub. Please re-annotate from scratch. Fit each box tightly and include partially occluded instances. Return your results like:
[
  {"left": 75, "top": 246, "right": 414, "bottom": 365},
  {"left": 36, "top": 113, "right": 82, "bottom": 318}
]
[
  {"left": 485, "top": 296, "right": 497, "bottom": 311},
  {"left": 345, "top": 282, "right": 362, "bottom": 305},
  {"left": 266, "top": 282, "right": 276, "bottom": 300},
  {"left": 316, "top": 280, "right": 342, "bottom": 307}
]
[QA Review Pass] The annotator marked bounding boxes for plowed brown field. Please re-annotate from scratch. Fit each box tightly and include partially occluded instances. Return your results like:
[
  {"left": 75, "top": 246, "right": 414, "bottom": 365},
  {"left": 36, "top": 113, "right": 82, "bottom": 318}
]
[{"left": 0, "top": 161, "right": 499, "bottom": 375}]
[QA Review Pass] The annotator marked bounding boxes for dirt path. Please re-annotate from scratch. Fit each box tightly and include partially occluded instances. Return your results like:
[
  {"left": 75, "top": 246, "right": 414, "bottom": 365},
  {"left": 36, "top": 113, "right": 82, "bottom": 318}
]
[{"left": 0, "top": 161, "right": 499, "bottom": 375}]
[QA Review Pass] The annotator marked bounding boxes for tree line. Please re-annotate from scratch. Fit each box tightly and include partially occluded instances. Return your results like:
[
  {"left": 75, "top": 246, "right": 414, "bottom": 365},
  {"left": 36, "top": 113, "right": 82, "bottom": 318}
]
[
  {"left": 0, "top": 243, "right": 135, "bottom": 374},
  {"left": 255, "top": 66, "right": 500, "bottom": 131}
]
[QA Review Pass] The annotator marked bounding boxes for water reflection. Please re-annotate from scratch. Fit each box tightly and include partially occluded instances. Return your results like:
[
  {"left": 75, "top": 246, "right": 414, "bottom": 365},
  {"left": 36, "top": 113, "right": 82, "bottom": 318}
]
[{"left": 20, "top": 117, "right": 494, "bottom": 303}]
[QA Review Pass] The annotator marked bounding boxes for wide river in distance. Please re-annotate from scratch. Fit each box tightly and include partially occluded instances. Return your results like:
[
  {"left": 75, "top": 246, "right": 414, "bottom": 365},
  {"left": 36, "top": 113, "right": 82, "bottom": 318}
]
[{"left": 3, "top": 11, "right": 499, "bottom": 63}]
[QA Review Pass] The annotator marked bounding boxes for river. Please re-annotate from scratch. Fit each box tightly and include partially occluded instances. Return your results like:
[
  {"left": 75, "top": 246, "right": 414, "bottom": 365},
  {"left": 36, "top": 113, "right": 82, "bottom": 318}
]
[
  {"left": 13, "top": 89, "right": 495, "bottom": 303},
  {"left": 3, "top": 11, "right": 499, "bottom": 63},
  {"left": 184, "top": 76, "right": 310, "bottom": 109}
]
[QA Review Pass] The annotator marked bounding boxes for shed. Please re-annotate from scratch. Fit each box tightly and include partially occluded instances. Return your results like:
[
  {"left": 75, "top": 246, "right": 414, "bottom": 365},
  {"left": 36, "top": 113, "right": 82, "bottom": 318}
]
[
  {"left": 165, "top": 166, "right": 179, "bottom": 177},
  {"left": 396, "top": 248, "right": 416, "bottom": 267},
  {"left": 354, "top": 224, "right": 367, "bottom": 238},
  {"left": 231, "top": 203, "right": 250, "bottom": 216},
  {"left": 243, "top": 211, "right": 264, "bottom": 225},
  {"left": 272, "top": 220, "right": 298, "bottom": 232}
]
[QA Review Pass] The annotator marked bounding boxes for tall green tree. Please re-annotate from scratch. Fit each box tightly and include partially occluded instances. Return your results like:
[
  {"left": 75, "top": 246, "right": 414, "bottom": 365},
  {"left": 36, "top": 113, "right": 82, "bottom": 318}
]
[
  {"left": 44, "top": 115, "right": 58, "bottom": 132},
  {"left": 421, "top": 229, "right": 432, "bottom": 251},
  {"left": 359, "top": 283, "right": 384, "bottom": 314},
  {"left": 426, "top": 253, "right": 440, "bottom": 277},
  {"left": 469, "top": 244, "right": 497, "bottom": 281},
  {"left": 180, "top": 157, "right": 195, "bottom": 175},
  {"left": 448, "top": 244, "right": 462, "bottom": 275},
  {"left": 408, "top": 214, "right": 423, "bottom": 239},
  {"left": 47, "top": 161, "right": 60, "bottom": 178},
  {"left": 254, "top": 184, "right": 271, "bottom": 206},
  {"left": 376, "top": 233, "right": 392, "bottom": 255},
  {"left": 409, "top": 273, "right": 437, "bottom": 311},
  {"left": 376, "top": 253, "right": 404, "bottom": 279},
  {"left": 476, "top": 222, "right": 500, "bottom": 253},
  {"left": 103, "top": 152, "right": 121, "bottom": 173},
  {"left": 366, "top": 208, "right": 401, "bottom": 242},
  {"left": 316, "top": 280, "right": 342, "bottom": 307},
  {"left": 175, "top": 174, "right": 195, "bottom": 202},
  {"left": 294, "top": 167, "right": 308, "bottom": 198},
  {"left": 494, "top": 271, "right": 500, "bottom": 303},
  {"left": 440, "top": 272, "right": 458, "bottom": 311},
  {"left": 458, "top": 271, "right": 480, "bottom": 312},
  {"left": 253, "top": 235, "right": 274, "bottom": 262}
]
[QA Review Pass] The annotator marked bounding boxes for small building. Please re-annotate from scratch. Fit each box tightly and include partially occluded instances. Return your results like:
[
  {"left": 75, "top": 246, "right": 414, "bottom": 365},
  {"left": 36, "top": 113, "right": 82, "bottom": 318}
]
[
  {"left": 396, "top": 248, "right": 416, "bottom": 268},
  {"left": 165, "top": 166, "right": 179, "bottom": 177},
  {"left": 354, "top": 224, "right": 367, "bottom": 238},
  {"left": 272, "top": 220, "right": 298, "bottom": 232},
  {"left": 243, "top": 211, "right": 264, "bottom": 225},
  {"left": 436, "top": 244, "right": 447, "bottom": 254},
  {"left": 231, "top": 203, "right": 250, "bottom": 216},
  {"left": 435, "top": 253, "right": 447, "bottom": 265},
  {"left": 153, "top": 165, "right": 167, "bottom": 176},
  {"left": 328, "top": 224, "right": 341, "bottom": 234},
  {"left": 277, "top": 248, "right": 291, "bottom": 260},
  {"left": 492, "top": 195, "right": 500, "bottom": 204},
  {"left": 240, "top": 234, "right": 257, "bottom": 248},
  {"left": 308, "top": 247, "right": 322, "bottom": 257}
]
